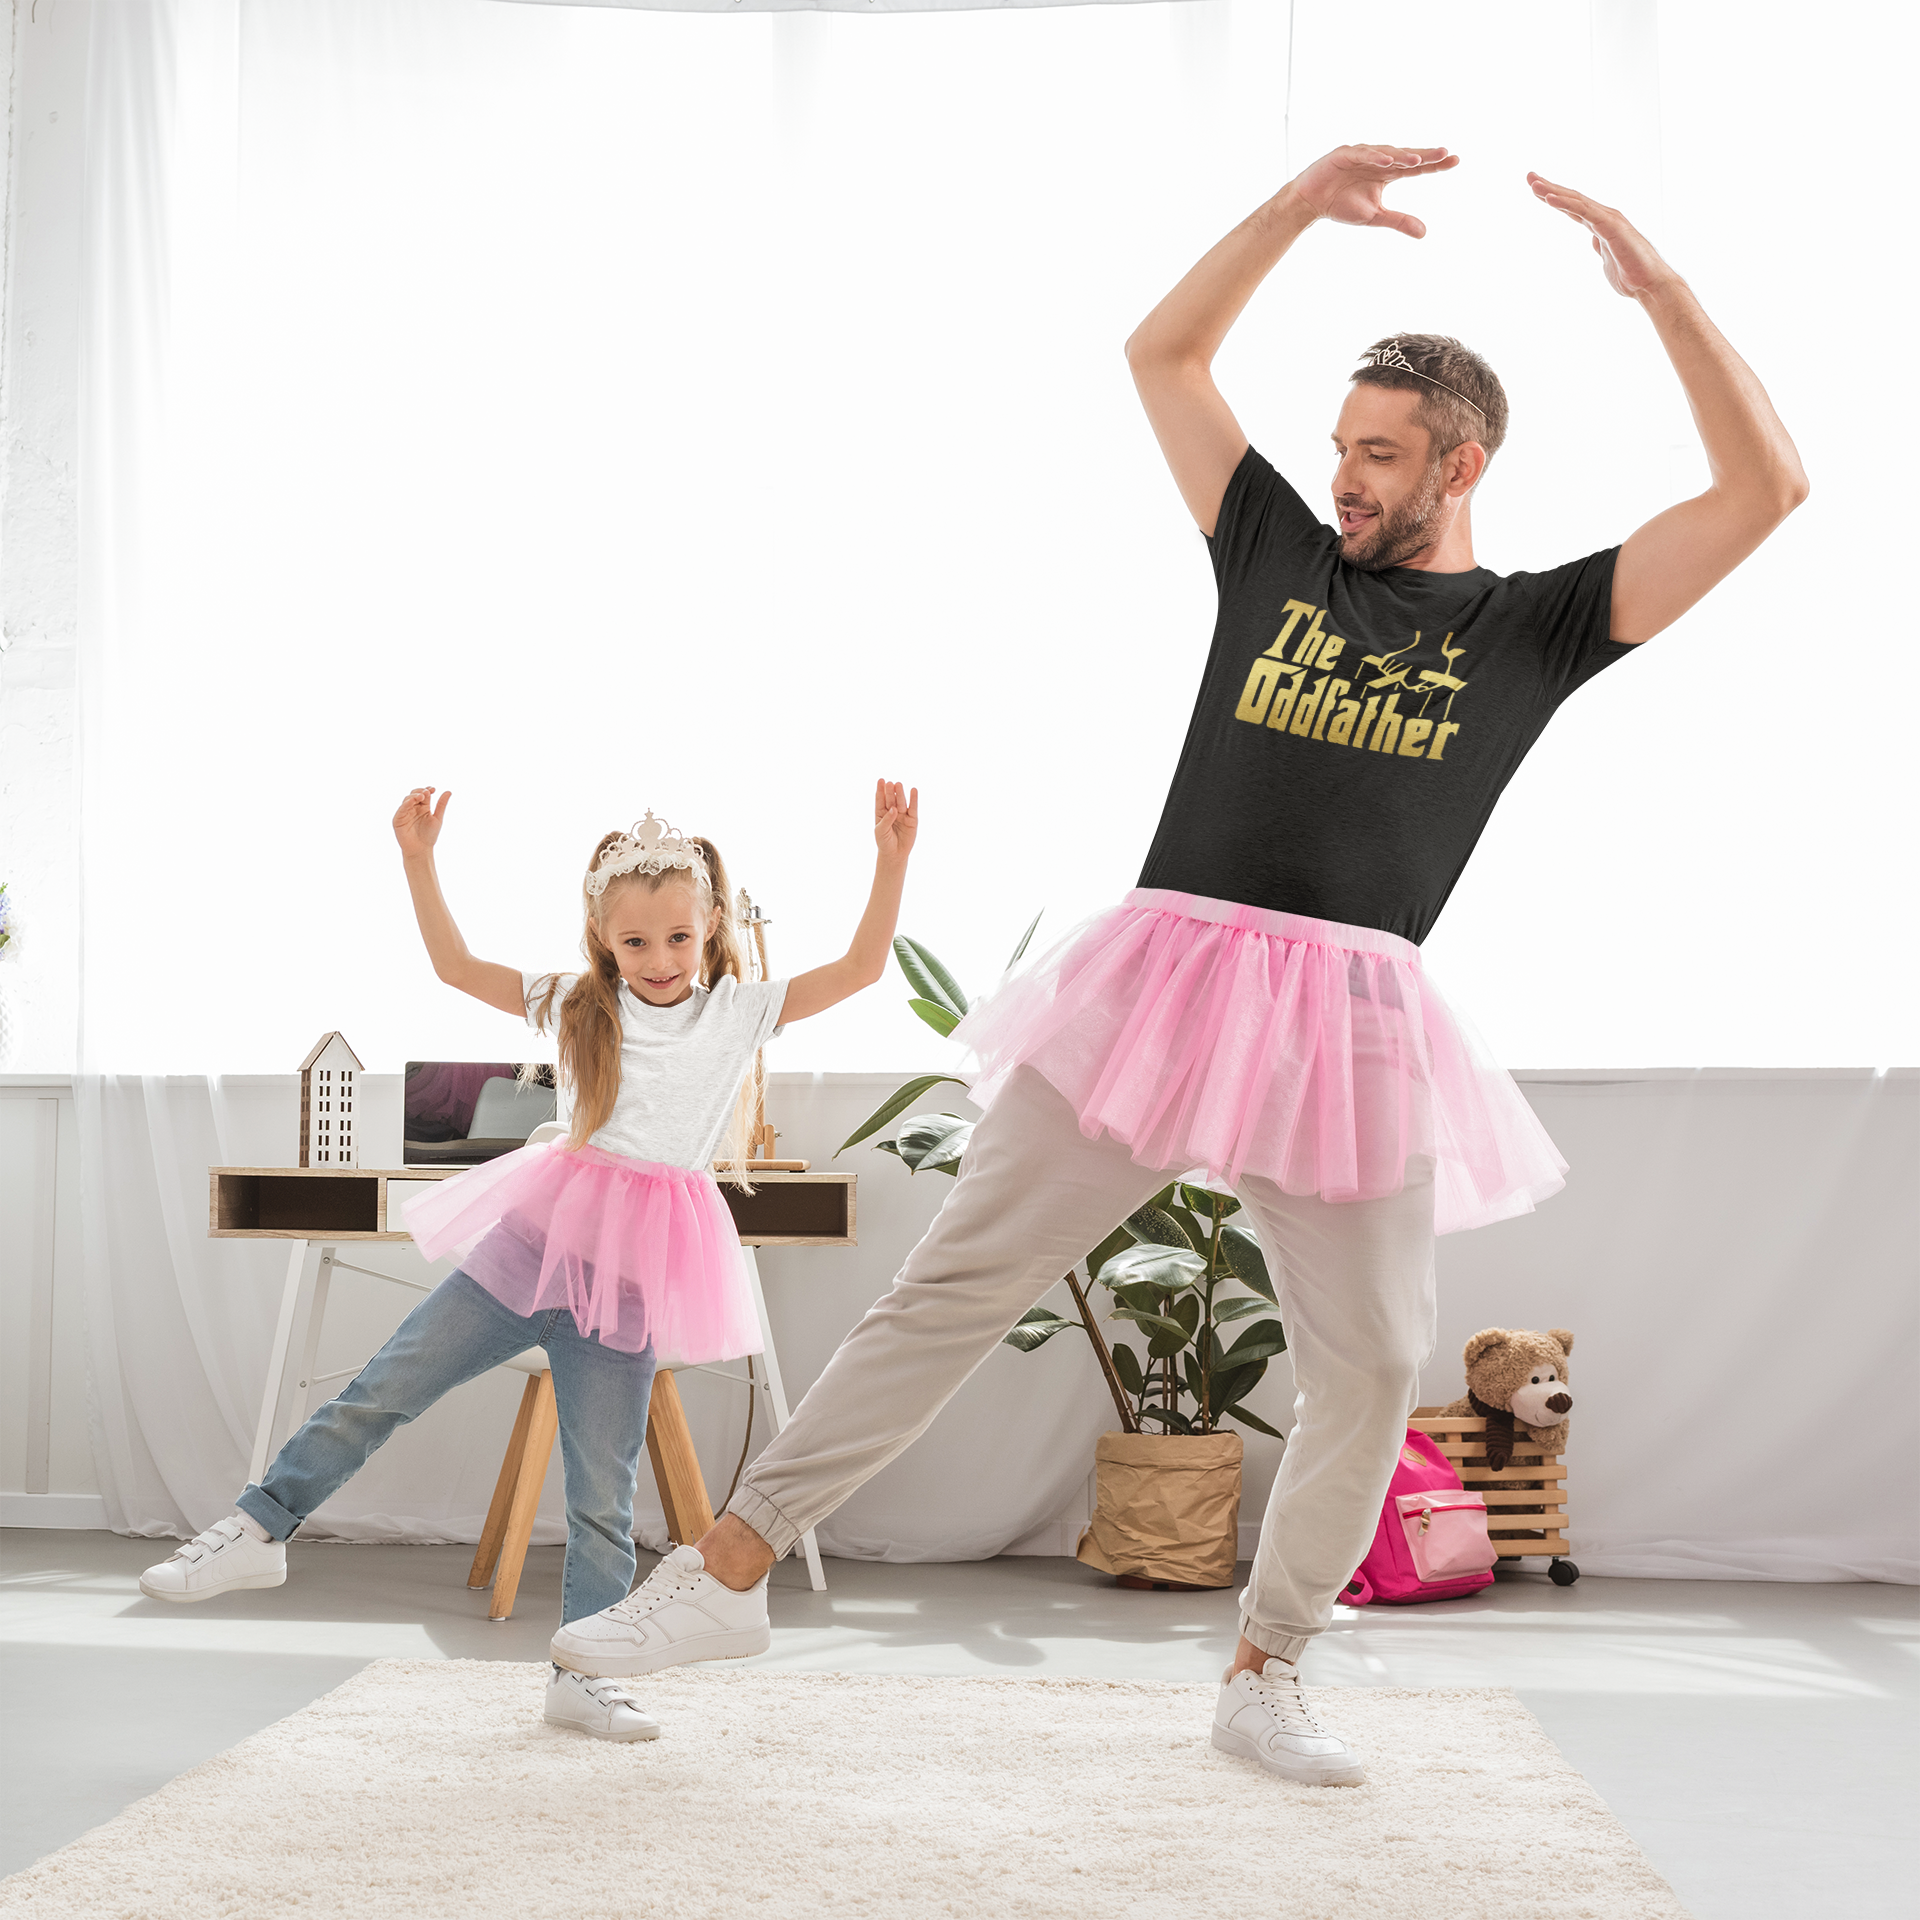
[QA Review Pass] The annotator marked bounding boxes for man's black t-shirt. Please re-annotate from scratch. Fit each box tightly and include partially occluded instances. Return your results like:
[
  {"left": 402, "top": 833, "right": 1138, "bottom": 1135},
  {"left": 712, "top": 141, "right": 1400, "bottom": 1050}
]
[{"left": 1136, "top": 446, "right": 1634, "bottom": 944}]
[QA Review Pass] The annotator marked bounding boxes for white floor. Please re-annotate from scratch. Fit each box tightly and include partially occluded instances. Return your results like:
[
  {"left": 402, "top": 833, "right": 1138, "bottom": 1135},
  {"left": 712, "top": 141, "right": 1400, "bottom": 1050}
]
[{"left": 1, "top": 1532, "right": 1912, "bottom": 1919}]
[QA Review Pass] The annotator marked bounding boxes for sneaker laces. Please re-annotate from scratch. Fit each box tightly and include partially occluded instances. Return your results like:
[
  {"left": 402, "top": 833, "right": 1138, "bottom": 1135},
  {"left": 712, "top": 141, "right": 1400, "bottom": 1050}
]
[
  {"left": 1245, "top": 1664, "right": 1331, "bottom": 1738},
  {"left": 603, "top": 1553, "right": 706, "bottom": 1624}
]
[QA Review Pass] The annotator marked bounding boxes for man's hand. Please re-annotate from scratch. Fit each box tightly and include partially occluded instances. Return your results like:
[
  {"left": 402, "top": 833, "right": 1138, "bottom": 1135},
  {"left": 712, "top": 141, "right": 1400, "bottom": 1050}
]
[
  {"left": 1125, "top": 143, "right": 1459, "bottom": 534},
  {"left": 1535, "top": 173, "right": 1810, "bottom": 644},
  {"left": 1290, "top": 145, "right": 1460, "bottom": 237},
  {"left": 393, "top": 786, "right": 450, "bottom": 859},
  {"left": 1527, "top": 173, "right": 1679, "bottom": 298}
]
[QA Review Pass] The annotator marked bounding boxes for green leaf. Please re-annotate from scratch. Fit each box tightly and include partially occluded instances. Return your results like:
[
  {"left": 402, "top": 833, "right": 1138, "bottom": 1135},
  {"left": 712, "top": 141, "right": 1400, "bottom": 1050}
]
[
  {"left": 892, "top": 936, "right": 968, "bottom": 1018},
  {"left": 1224, "top": 1401, "right": 1286, "bottom": 1440},
  {"left": 1002, "top": 1308, "right": 1079, "bottom": 1353},
  {"left": 1182, "top": 1349, "right": 1206, "bottom": 1403},
  {"left": 1084, "top": 1225, "right": 1137, "bottom": 1278},
  {"left": 1171, "top": 1293, "right": 1202, "bottom": 1338},
  {"left": 1136, "top": 1404, "right": 1196, "bottom": 1434},
  {"left": 1178, "top": 1183, "right": 1240, "bottom": 1222},
  {"left": 834, "top": 1075, "right": 970, "bottom": 1157},
  {"left": 1111, "top": 1280, "right": 1172, "bottom": 1315},
  {"left": 1097, "top": 1244, "right": 1206, "bottom": 1295},
  {"left": 1164, "top": 1204, "right": 1211, "bottom": 1256},
  {"left": 1212, "top": 1295, "right": 1270, "bottom": 1324},
  {"left": 1111, "top": 1308, "right": 1193, "bottom": 1342},
  {"left": 1220, "top": 1223, "right": 1275, "bottom": 1302},
  {"left": 1146, "top": 1325, "right": 1191, "bottom": 1360},
  {"left": 1005, "top": 910, "right": 1043, "bottom": 973},
  {"left": 891, "top": 1113, "right": 974, "bottom": 1173},
  {"left": 1221, "top": 1317, "right": 1289, "bottom": 1366},
  {"left": 1122, "top": 1205, "right": 1194, "bottom": 1251},
  {"left": 908, "top": 998, "right": 961, "bottom": 1037},
  {"left": 1112, "top": 1343, "right": 1145, "bottom": 1397},
  {"left": 1212, "top": 1361, "right": 1265, "bottom": 1411}
]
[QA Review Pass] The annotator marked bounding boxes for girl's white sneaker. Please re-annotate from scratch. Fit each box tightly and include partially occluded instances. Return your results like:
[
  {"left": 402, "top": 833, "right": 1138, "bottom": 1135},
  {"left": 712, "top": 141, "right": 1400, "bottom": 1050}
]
[
  {"left": 138, "top": 1516, "right": 287, "bottom": 1603},
  {"left": 1211, "top": 1658, "right": 1366, "bottom": 1786},
  {"left": 543, "top": 1666, "right": 661, "bottom": 1742},
  {"left": 549, "top": 1544, "right": 770, "bottom": 1678}
]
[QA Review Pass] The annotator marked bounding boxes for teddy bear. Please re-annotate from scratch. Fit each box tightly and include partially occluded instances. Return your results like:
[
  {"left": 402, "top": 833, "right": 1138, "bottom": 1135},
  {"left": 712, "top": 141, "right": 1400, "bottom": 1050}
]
[{"left": 1442, "top": 1327, "right": 1574, "bottom": 1472}]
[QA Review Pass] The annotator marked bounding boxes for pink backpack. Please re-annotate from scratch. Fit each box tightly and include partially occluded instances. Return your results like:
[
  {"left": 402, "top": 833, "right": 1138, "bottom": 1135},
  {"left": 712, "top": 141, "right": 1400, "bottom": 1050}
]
[{"left": 1343, "top": 1427, "right": 1497, "bottom": 1606}]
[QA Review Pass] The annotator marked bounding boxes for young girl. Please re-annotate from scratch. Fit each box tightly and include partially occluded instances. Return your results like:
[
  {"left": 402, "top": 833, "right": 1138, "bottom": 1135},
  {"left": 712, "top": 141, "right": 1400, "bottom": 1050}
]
[{"left": 139, "top": 779, "right": 919, "bottom": 1742}]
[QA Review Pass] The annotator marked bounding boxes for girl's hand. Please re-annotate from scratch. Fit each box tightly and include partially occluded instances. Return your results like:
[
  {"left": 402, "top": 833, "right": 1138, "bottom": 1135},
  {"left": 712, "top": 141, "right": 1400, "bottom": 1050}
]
[
  {"left": 1288, "top": 144, "right": 1459, "bottom": 237},
  {"left": 1527, "top": 173, "right": 1679, "bottom": 299},
  {"left": 393, "top": 786, "right": 450, "bottom": 858},
  {"left": 874, "top": 778, "right": 919, "bottom": 864}
]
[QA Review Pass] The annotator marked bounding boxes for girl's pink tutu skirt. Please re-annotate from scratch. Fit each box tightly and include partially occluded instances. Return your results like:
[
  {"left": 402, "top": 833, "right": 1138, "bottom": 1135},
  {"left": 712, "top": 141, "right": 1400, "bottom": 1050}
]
[
  {"left": 954, "top": 888, "right": 1565, "bottom": 1237},
  {"left": 400, "top": 1145, "right": 761, "bottom": 1364}
]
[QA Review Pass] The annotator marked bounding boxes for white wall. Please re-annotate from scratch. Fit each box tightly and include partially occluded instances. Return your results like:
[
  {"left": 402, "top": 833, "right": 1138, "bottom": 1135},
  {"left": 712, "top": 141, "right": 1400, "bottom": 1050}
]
[{"left": 6, "top": 1068, "right": 1915, "bottom": 1578}]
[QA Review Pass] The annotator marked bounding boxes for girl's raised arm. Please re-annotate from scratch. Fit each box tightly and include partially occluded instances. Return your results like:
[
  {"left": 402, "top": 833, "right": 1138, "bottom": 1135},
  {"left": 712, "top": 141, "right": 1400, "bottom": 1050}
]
[
  {"left": 780, "top": 780, "right": 919, "bottom": 1025},
  {"left": 393, "top": 787, "right": 529, "bottom": 1019}
]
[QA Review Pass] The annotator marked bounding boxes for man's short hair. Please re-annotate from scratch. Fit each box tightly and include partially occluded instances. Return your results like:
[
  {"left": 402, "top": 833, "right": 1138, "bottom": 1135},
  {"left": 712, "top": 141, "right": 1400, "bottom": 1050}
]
[{"left": 1350, "top": 333, "right": 1509, "bottom": 467}]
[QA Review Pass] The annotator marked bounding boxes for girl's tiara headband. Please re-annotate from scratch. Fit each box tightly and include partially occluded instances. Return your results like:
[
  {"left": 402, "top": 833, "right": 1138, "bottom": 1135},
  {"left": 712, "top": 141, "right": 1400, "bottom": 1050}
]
[
  {"left": 585, "top": 812, "right": 707, "bottom": 896},
  {"left": 1360, "top": 341, "right": 1487, "bottom": 421}
]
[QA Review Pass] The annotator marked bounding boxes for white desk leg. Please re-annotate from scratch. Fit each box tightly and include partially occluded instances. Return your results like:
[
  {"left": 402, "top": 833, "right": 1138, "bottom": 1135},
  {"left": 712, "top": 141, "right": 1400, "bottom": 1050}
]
[
  {"left": 249, "top": 1240, "right": 311, "bottom": 1485},
  {"left": 288, "top": 1248, "right": 336, "bottom": 1438},
  {"left": 742, "top": 1246, "right": 826, "bottom": 1593}
]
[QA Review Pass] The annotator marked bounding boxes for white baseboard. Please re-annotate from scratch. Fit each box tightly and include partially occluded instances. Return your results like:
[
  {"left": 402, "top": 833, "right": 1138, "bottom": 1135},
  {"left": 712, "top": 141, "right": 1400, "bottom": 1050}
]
[{"left": 2, "top": 1492, "right": 111, "bottom": 1529}]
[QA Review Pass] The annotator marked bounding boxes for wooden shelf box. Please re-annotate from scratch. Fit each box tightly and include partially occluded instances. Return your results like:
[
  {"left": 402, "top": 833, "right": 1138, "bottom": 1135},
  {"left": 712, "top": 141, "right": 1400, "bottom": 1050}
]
[{"left": 1411, "top": 1407, "right": 1570, "bottom": 1561}]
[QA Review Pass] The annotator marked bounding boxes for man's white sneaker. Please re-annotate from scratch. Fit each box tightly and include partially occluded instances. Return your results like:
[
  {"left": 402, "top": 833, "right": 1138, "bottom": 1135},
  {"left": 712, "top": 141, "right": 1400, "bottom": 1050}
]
[
  {"left": 549, "top": 1543, "right": 770, "bottom": 1678},
  {"left": 543, "top": 1665, "right": 660, "bottom": 1742},
  {"left": 138, "top": 1516, "right": 287, "bottom": 1604},
  {"left": 1211, "top": 1658, "right": 1366, "bottom": 1786}
]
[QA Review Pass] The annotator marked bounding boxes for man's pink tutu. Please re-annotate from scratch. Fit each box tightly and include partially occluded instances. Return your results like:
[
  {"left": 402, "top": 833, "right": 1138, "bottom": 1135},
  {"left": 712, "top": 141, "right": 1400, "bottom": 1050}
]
[
  {"left": 954, "top": 888, "right": 1565, "bottom": 1236},
  {"left": 400, "top": 1144, "right": 761, "bottom": 1363}
]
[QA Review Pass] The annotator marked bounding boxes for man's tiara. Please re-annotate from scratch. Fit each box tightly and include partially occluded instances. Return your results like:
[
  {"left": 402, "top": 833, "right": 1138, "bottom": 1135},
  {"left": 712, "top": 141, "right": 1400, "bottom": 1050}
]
[
  {"left": 1360, "top": 340, "right": 1487, "bottom": 421},
  {"left": 585, "top": 812, "right": 707, "bottom": 896}
]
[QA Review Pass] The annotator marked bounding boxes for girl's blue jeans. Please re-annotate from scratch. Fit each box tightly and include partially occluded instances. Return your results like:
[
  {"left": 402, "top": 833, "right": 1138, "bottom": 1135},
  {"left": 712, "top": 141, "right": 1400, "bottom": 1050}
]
[{"left": 235, "top": 1270, "right": 658, "bottom": 1625}]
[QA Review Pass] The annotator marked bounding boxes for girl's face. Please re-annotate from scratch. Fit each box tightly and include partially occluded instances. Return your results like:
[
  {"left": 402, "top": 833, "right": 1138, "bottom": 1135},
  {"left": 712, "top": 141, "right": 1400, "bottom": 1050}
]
[{"left": 598, "top": 878, "right": 709, "bottom": 1007}]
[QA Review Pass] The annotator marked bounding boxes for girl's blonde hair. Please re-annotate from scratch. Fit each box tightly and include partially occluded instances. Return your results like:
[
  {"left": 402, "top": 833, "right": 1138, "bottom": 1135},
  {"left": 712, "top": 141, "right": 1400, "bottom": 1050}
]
[{"left": 529, "top": 832, "right": 761, "bottom": 1182}]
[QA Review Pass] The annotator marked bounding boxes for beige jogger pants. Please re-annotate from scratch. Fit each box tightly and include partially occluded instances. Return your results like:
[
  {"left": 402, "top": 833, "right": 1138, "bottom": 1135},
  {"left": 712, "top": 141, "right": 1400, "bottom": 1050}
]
[{"left": 729, "top": 1066, "right": 1437, "bottom": 1658}]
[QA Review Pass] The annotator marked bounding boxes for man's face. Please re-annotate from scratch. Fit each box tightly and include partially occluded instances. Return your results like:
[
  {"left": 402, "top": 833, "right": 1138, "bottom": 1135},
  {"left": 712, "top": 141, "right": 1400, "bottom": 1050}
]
[{"left": 1329, "top": 385, "right": 1454, "bottom": 572}]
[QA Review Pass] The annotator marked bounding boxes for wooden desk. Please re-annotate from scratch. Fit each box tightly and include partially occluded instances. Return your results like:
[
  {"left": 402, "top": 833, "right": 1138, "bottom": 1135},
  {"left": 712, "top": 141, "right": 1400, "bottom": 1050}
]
[
  {"left": 208, "top": 1165, "right": 857, "bottom": 1246},
  {"left": 209, "top": 1164, "right": 855, "bottom": 1599}
]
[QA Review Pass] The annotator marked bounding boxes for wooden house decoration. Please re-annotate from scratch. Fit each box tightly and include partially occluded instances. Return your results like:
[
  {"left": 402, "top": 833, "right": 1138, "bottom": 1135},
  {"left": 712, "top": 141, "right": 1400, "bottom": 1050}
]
[{"left": 299, "top": 1032, "right": 364, "bottom": 1168}]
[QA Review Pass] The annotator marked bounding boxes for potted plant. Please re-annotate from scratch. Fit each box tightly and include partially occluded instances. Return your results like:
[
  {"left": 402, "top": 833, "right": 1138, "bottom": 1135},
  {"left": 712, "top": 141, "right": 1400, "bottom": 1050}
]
[{"left": 838, "top": 931, "right": 1288, "bottom": 1590}]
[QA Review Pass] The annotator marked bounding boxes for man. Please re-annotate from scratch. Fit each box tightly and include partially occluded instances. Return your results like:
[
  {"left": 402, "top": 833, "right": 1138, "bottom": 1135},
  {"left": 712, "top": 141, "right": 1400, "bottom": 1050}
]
[{"left": 550, "top": 144, "right": 1806, "bottom": 1783}]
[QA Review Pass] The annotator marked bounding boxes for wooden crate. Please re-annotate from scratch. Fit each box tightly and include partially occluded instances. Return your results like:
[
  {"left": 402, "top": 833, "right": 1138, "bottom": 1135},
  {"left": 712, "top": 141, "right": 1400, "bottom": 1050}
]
[{"left": 1410, "top": 1406, "right": 1571, "bottom": 1562}]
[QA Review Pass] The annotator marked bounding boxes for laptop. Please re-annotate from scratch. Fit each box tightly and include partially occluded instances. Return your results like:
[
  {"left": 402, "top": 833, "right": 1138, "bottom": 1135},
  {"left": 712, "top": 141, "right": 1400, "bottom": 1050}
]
[{"left": 403, "top": 1061, "right": 559, "bottom": 1168}]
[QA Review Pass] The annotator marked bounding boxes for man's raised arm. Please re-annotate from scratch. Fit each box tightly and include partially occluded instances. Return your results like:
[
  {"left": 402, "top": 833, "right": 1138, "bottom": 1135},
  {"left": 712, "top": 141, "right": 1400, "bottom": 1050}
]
[
  {"left": 1528, "top": 173, "right": 1808, "bottom": 645},
  {"left": 1125, "top": 144, "right": 1459, "bottom": 536}
]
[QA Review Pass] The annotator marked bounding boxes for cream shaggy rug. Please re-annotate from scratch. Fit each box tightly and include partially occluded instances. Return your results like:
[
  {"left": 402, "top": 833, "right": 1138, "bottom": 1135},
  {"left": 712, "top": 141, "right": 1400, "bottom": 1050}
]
[{"left": 0, "top": 1662, "right": 1689, "bottom": 1920}]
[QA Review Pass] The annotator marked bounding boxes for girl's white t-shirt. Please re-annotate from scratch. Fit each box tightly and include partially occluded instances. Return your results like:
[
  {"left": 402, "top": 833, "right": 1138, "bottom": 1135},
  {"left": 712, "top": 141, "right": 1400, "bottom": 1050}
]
[{"left": 525, "top": 970, "right": 788, "bottom": 1170}]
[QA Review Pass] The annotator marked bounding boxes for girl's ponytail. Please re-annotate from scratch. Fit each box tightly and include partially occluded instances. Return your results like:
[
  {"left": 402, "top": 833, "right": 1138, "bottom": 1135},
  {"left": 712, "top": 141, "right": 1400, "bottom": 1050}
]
[
  {"left": 692, "top": 837, "right": 762, "bottom": 1186},
  {"left": 693, "top": 838, "right": 747, "bottom": 990}
]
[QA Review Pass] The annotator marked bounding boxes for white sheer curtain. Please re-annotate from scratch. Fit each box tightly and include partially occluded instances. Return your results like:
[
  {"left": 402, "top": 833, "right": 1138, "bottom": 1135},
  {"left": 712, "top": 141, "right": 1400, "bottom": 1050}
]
[
  {"left": 76, "top": 0, "right": 1913, "bottom": 1081},
  {"left": 503, "top": 1, "right": 1178, "bottom": 11}
]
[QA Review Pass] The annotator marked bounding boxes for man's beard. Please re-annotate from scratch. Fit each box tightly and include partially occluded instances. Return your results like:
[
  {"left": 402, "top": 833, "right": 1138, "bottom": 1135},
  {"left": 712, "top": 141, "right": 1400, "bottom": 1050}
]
[{"left": 1339, "top": 460, "right": 1448, "bottom": 572}]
